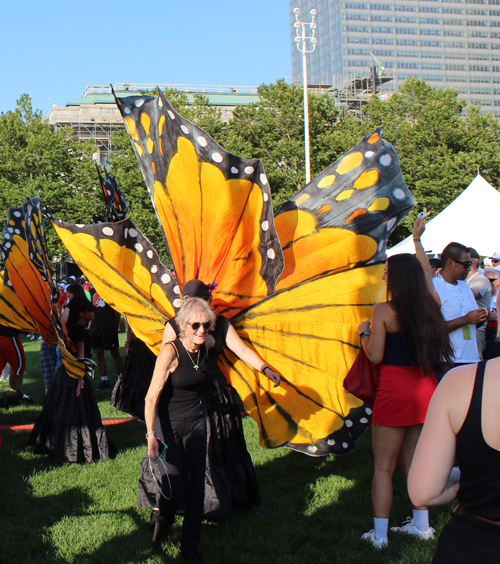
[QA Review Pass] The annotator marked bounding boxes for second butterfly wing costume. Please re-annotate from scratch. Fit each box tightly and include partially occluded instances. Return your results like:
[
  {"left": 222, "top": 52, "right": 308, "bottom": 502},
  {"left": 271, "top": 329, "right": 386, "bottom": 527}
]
[{"left": 0, "top": 198, "right": 113, "bottom": 463}]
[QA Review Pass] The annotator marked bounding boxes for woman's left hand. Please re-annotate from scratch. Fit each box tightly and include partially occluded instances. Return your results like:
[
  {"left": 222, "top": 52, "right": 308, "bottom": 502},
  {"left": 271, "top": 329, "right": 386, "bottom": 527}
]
[
  {"left": 358, "top": 320, "right": 371, "bottom": 334},
  {"left": 264, "top": 368, "right": 281, "bottom": 388},
  {"left": 76, "top": 377, "right": 84, "bottom": 397}
]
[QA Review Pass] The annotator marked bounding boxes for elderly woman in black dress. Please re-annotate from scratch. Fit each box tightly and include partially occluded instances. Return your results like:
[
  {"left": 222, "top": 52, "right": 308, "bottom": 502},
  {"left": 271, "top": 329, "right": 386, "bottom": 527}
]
[{"left": 144, "top": 297, "right": 216, "bottom": 563}]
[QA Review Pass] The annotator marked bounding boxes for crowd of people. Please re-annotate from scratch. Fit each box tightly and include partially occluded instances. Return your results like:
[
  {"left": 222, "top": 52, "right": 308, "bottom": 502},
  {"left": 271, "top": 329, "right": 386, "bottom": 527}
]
[
  {"left": 357, "top": 220, "right": 500, "bottom": 562},
  {"left": 1, "top": 222, "right": 500, "bottom": 563}
]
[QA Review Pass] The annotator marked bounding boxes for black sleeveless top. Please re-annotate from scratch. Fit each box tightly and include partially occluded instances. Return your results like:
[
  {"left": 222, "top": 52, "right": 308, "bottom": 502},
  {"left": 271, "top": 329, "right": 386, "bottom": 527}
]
[
  {"left": 456, "top": 360, "right": 500, "bottom": 521},
  {"left": 381, "top": 332, "right": 414, "bottom": 366},
  {"left": 157, "top": 339, "right": 208, "bottom": 417},
  {"left": 167, "top": 316, "right": 230, "bottom": 384}
]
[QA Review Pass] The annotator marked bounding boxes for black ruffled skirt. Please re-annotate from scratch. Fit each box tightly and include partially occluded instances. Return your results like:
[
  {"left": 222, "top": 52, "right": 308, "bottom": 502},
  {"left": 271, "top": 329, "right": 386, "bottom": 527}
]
[
  {"left": 29, "top": 365, "right": 114, "bottom": 463},
  {"left": 111, "top": 339, "right": 157, "bottom": 419},
  {"left": 137, "top": 383, "right": 261, "bottom": 518}
]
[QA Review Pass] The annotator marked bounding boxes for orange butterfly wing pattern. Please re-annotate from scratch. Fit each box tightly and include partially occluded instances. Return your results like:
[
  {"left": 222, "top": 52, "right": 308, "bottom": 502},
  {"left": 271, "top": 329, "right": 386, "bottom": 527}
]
[
  {"left": 218, "top": 131, "right": 415, "bottom": 455},
  {"left": 0, "top": 270, "right": 38, "bottom": 334},
  {"left": 275, "top": 129, "right": 415, "bottom": 290},
  {"left": 51, "top": 217, "right": 179, "bottom": 353},
  {"left": 93, "top": 165, "right": 129, "bottom": 224},
  {"left": 114, "top": 91, "right": 284, "bottom": 317},
  {"left": 0, "top": 199, "right": 93, "bottom": 380}
]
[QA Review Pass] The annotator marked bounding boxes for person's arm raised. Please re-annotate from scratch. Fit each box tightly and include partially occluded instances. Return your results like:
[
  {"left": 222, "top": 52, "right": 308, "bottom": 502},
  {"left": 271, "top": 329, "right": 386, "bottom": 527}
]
[{"left": 413, "top": 217, "right": 440, "bottom": 305}]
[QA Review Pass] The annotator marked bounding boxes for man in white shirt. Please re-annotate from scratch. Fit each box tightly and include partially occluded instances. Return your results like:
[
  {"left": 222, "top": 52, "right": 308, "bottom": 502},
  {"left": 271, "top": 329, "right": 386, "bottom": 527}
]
[{"left": 433, "top": 242, "right": 488, "bottom": 378}]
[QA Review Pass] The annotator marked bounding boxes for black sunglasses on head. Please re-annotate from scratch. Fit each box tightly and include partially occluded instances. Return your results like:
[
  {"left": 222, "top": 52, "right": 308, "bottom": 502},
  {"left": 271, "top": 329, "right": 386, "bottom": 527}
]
[
  {"left": 188, "top": 321, "right": 212, "bottom": 331},
  {"left": 453, "top": 259, "right": 473, "bottom": 268}
]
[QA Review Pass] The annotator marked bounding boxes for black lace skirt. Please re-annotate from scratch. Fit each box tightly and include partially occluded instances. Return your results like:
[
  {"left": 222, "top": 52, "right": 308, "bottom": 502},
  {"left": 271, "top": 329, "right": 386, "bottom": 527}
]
[
  {"left": 111, "top": 338, "right": 157, "bottom": 419},
  {"left": 29, "top": 365, "right": 115, "bottom": 463}
]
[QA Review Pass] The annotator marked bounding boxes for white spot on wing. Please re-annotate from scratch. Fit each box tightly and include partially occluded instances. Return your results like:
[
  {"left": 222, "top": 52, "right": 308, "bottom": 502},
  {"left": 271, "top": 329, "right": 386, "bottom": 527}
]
[
  {"left": 197, "top": 136, "right": 207, "bottom": 147},
  {"left": 181, "top": 125, "right": 189, "bottom": 135},
  {"left": 393, "top": 188, "right": 405, "bottom": 200},
  {"left": 263, "top": 193, "right": 269, "bottom": 202},
  {"left": 211, "top": 153, "right": 223, "bottom": 163},
  {"left": 173, "top": 285, "right": 180, "bottom": 294},
  {"left": 173, "top": 299, "right": 181, "bottom": 308},
  {"left": 364, "top": 151, "right": 374, "bottom": 158},
  {"left": 135, "top": 99, "right": 145, "bottom": 107},
  {"left": 135, "top": 243, "right": 143, "bottom": 253},
  {"left": 161, "top": 273, "right": 171, "bottom": 284},
  {"left": 386, "top": 217, "right": 397, "bottom": 231},
  {"left": 260, "top": 174, "right": 268, "bottom": 185},
  {"left": 129, "top": 229, "right": 137, "bottom": 238},
  {"left": 102, "top": 227, "right": 114, "bottom": 236},
  {"left": 244, "top": 166, "right": 254, "bottom": 174},
  {"left": 261, "top": 221, "right": 269, "bottom": 231},
  {"left": 380, "top": 154, "right": 392, "bottom": 166},
  {"left": 167, "top": 110, "right": 175, "bottom": 119},
  {"left": 151, "top": 265, "right": 158, "bottom": 273},
  {"left": 147, "top": 250, "right": 154, "bottom": 259},
  {"left": 327, "top": 439, "right": 335, "bottom": 446},
  {"left": 231, "top": 167, "right": 239, "bottom": 174},
  {"left": 267, "top": 249, "right": 276, "bottom": 259}
]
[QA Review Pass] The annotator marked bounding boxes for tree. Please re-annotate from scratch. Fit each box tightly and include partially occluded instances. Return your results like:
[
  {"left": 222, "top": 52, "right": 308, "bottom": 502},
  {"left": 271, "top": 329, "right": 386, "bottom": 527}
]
[
  {"left": 222, "top": 80, "right": 364, "bottom": 209},
  {"left": 0, "top": 94, "right": 98, "bottom": 257},
  {"left": 363, "top": 78, "right": 500, "bottom": 242}
]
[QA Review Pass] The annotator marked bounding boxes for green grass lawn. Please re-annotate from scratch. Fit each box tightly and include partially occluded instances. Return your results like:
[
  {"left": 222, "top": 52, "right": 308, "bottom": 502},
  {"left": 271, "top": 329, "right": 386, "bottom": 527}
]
[{"left": 0, "top": 336, "right": 451, "bottom": 564}]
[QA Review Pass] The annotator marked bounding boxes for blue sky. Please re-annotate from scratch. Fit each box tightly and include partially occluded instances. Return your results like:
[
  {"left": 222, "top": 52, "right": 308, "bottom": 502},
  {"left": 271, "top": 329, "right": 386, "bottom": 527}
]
[{"left": 1, "top": 1, "right": 292, "bottom": 116}]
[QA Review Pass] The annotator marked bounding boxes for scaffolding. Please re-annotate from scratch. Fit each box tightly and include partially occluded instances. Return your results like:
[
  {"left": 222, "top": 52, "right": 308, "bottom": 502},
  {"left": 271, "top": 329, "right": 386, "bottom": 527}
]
[
  {"left": 81, "top": 83, "right": 259, "bottom": 96},
  {"left": 330, "top": 69, "right": 394, "bottom": 119}
]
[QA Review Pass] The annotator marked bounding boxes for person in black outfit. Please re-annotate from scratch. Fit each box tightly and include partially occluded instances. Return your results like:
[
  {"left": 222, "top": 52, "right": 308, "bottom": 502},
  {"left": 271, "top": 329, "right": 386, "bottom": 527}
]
[
  {"left": 409, "top": 356, "right": 500, "bottom": 562},
  {"left": 144, "top": 297, "right": 216, "bottom": 564}
]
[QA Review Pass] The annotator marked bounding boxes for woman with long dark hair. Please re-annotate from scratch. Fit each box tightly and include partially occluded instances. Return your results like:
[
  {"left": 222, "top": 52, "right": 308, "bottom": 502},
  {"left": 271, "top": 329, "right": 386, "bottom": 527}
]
[{"left": 358, "top": 218, "right": 453, "bottom": 549}]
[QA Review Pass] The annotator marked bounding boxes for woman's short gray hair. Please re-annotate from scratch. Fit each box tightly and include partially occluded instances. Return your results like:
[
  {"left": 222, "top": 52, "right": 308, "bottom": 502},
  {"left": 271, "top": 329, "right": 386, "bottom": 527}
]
[{"left": 176, "top": 297, "right": 216, "bottom": 331}]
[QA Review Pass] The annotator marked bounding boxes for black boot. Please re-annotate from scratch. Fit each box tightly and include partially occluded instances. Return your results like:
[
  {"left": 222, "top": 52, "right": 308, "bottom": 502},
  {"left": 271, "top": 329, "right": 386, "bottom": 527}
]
[
  {"left": 151, "top": 513, "right": 169, "bottom": 550},
  {"left": 181, "top": 549, "right": 202, "bottom": 564}
]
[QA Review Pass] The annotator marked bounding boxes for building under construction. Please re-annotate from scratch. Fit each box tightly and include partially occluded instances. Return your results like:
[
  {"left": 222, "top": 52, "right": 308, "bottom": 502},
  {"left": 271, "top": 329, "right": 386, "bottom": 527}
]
[
  {"left": 48, "top": 74, "right": 392, "bottom": 163},
  {"left": 47, "top": 83, "right": 260, "bottom": 164}
]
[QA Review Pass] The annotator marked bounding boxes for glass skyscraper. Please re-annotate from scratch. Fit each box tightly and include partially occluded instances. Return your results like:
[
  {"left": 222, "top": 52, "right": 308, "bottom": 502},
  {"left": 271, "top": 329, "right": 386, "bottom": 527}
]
[{"left": 290, "top": 0, "right": 500, "bottom": 116}]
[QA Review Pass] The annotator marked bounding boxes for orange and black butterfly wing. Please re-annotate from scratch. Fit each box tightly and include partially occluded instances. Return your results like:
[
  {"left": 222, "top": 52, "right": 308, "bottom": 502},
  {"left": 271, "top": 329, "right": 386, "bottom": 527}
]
[
  {"left": 1, "top": 199, "right": 93, "bottom": 380},
  {"left": 220, "top": 131, "right": 415, "bottom": 455},
  {"left": 94, "top": 164, "right": 129, "bottom": 223},
  {"left": 51, "top": 216, "right": 179, "bottom": 353},
  {"left": 275, "top": 129, "right": 415, "bottom": 290},
  {"left": 0, "top": 270, "right": 38, "bottom": 334},
  {"left": 114, "top": 91, "right": 284, "bottom": 317}
]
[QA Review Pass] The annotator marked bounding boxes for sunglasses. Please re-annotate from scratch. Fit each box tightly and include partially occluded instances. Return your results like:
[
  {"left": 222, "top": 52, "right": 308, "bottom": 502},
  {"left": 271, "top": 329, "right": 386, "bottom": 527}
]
[
  {"left": 492, "top": 259, "right": 500, "bottom": 264},
  {"left": 487, "top": 278, "right": 499, "bottom": 283},
  {"left": 453, "top": 259, "right": 473, "bottom": 268},
  {"left": 188, "top": 321, "right": 212, "bottom": 331}
]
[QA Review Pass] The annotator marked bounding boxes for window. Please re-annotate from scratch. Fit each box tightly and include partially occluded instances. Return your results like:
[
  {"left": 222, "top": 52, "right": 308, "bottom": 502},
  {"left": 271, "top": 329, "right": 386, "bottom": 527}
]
[
  {"left": 420, "top": 17, "right": 442, "bottom": 24},
  {"left": 371, "top": 14, "right": 394, "bottom": 21},
  {"left": 421, "top": 50, "right": 445, "bottom": 57},
  {"left": 468, "top": 41, "right": 490, "bottom": 47},
  {"left": 443, "top": 18, "right": 466, "bottom": 24},
  {"left": 347, "top": 36, "right": 371, "bottom": 43},
  {"left": 469, "top": 30, "right": 490, "bottom": 36},
  {"left": 395, "top": 4, "right": 417, "bottom": 11},
  {"left": 467, "top": 19, "right": 489, "bottom": 25},
  {"left": 422, "top": 39, "right": 444, "bottom": 46},
  {"left": 397, "top": 49, "right": 420, "bottom": 57},
  {"left": 444, "top": 29, "right": 467, "bottom": 36},
  {"left": 422, "top": 61, "right": 444, "bottom": 69},
  {"left": 347, "top": 25, "right": 370, "bottom": 32},
  {"left": 397, "top": 38, "right": 420, "bottom": 45},
  {"left": 396, "top": 27, "right": 419, "bottom": 34},
  {"left": 421, "top": 28, "right": 443, "bottom": 35},
  {"left": 372, "top": 25, "right": 395, "bottom": 33},
  {"left": 370, "top": 3, "right": 393, "bottom": 10},
  {"left": 398, "top": 61, "right": 420, "bottom": 68},
  {"left": 395, "top": 15, "right": 418, "bottom": 23},
  {"left": 372, "top": 37, "right": 395, "bottom": 44},
  {"left": 445, "top": 50, "right": 468, "bottom": 58},
  {"left": 446, "top": 63, "right": 468, "bottom": 70},
  {"left": 470, "top": 64, "right": 491, "bottom": 70},
  {"left": 346, "top": 13, "right": 370, "bottom": 20}
]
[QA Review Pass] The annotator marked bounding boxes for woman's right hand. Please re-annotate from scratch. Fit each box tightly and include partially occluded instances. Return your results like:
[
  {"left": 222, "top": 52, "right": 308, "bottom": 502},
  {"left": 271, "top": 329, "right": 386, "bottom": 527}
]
[
  {"left": 413, "top": 217, "right": 425, "bottom": 240},
  {"left": 147, "top": 435, "right": 159, "bottom": 457}
]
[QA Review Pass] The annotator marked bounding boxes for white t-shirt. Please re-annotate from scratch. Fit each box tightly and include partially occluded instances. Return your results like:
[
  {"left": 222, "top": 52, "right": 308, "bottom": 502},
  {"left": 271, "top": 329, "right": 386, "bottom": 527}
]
[{"left": 433, "top": 276, "right": 480, "bottom": 364}]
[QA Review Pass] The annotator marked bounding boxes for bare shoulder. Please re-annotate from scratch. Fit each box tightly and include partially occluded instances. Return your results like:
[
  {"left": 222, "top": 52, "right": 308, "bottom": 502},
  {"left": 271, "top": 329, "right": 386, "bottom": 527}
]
[
  {"left": 373, "top": 302, "right": 392, "bottom": 317},
  {"left": 436, "top": 364, "right": 477, "bottom": 433}
]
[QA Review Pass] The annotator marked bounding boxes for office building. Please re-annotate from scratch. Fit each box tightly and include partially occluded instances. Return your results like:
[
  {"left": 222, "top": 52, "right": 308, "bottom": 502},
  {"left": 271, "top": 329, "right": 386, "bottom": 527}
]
[{"left": 290, "top": 0, "right": 500, "bottom": 117}]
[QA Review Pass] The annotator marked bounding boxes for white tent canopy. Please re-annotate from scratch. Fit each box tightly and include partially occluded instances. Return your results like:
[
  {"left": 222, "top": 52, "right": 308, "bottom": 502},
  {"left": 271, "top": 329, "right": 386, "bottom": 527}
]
[{"left": 387, "top": 174, "right": 500, "bottom": 257}]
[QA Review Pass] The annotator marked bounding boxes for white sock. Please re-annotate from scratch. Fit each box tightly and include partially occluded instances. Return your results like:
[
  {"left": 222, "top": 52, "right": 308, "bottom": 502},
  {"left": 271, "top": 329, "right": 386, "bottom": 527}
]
[
  {"left": 412, "top": 509, "right": 429, "bottom": 531},
  {"left": 374, "top": 517, "right": 389, "bottom": 540}
]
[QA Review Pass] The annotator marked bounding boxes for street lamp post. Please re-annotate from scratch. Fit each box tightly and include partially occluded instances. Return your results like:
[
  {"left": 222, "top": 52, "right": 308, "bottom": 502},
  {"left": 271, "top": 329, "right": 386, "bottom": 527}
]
[{"left": 294, "top": 7, "right": 317, "bottom": 185}]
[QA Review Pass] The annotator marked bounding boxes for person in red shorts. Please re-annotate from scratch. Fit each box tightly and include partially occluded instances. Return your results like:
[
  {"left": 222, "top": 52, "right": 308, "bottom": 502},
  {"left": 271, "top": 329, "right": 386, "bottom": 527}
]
[
  {"left": 357, "top": 218, "right": 454, "bottom": 549},
  {"left": 0, "top": 324, "right": 34, "bottom": 407}
]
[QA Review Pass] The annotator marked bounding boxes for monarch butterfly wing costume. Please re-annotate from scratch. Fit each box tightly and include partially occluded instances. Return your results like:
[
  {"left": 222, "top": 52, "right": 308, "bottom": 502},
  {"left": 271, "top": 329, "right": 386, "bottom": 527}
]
[
  {"left": 0, "top": 270, "right": 38, "bottom": 334},
  {"left": 51, "top": 216, "right": 179, "bottom": 353},
  {"left": 94, "top": 165, "right": 129, "bottom": 223},
  {"left": 0, "top": 198, "right": 93, "bottom": 380},
  {"left": 220, "top": 131, "right": 416, "bottom": 455},
  {"left": 114, "top": 91, "right": 284, "bottom": 316}
]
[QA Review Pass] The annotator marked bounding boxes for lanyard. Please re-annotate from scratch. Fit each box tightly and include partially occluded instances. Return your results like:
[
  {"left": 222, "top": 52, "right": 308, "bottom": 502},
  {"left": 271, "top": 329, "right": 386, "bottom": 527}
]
[{"left": 438, "top": 274, "right": 466, "bottom": 316}]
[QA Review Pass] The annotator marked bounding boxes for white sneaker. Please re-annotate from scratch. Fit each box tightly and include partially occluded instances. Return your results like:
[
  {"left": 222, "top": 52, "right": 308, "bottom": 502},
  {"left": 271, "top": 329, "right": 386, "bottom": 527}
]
[
  {"left": 361, "top": 529, "right": 388, "bottom": 549},
  {"left": 391, "top": 518, "right": 435, "bottom": 540}
]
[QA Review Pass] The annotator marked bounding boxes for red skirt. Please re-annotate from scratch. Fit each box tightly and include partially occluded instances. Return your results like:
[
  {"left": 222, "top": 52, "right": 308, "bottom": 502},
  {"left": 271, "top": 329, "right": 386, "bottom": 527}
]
[{"left": 372, "top": 364, "right": 438, "bottom": 426}]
